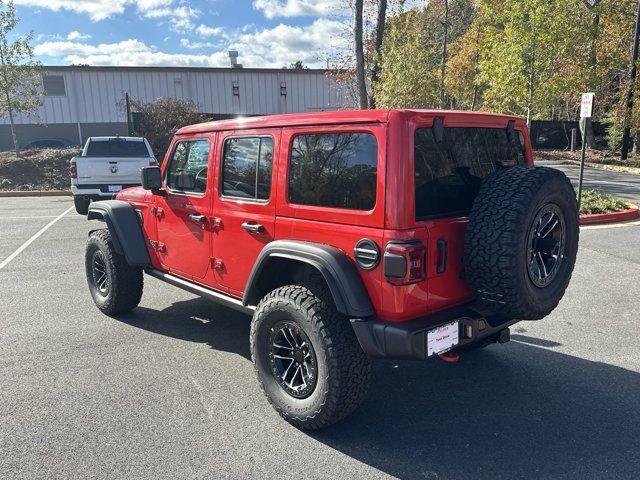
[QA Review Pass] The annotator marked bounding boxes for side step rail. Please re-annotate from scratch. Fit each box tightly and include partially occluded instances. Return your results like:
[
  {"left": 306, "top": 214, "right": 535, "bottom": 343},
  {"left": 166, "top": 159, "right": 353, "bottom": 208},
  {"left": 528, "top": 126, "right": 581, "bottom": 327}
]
[{"left": 145, "top": 268, "right": 255, "bottom": 315}]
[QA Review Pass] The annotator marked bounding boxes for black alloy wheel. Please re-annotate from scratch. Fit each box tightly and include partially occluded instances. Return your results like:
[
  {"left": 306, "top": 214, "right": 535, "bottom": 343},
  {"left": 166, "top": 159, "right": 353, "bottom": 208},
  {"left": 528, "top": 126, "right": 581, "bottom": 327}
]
[
  {"left": 268, "top": 320, "right": 318, "bottom": 399},
  {"left": 527, "top": 203, "right": 566, "bottom": 288}
]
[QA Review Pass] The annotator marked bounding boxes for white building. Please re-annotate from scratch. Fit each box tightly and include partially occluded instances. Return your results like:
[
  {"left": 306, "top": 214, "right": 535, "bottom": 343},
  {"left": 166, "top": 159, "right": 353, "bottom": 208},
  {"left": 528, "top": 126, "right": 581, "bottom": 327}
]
[{"left": 1, "top": 61, "right": 351, "bottom": 151}]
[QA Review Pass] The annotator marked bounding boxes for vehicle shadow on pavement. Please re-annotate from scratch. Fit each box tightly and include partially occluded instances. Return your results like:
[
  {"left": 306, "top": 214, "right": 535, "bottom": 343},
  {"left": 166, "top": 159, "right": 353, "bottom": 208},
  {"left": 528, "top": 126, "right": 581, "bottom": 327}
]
[
  {"left": 118, "top": 300, "right": 640, "bottom": 480},
  {"left": 118, "top": 298, "right": 252, "bottom": 360},
  {"left": 312, "top": 342, "right": 640, "bottom": 480}
]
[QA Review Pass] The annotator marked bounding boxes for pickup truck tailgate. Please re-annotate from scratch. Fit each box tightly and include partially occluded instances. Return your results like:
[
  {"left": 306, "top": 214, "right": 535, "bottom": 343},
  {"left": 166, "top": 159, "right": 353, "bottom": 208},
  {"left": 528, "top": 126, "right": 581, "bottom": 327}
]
[{"left": 76, "top": 157, "right": 150, "bottom": 184}]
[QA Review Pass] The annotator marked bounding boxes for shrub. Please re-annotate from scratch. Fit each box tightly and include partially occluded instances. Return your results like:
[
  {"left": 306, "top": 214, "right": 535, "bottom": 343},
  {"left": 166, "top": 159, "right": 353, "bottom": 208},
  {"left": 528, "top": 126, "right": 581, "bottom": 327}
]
[
  {"left": 128, "top": 97, "right": 210, "bottom": 160},
  {"left": 578, "top": 189, "right": 630, "bottom": 214}
]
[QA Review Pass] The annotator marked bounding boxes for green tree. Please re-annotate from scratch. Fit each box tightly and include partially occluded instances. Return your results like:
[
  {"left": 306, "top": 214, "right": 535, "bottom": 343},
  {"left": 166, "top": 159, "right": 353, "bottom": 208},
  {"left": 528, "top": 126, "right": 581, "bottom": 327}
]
[
  {"left": 289, "top": 60, "right": 307, "bottom": 70},
  {"left": 446, "top": 19, "right": 486, "bottom": 110},
  {"left": 0, "top": 0, "right": 42, "bottom": 157},
  {"left": 375, "top": 1, "right": 474, "bottom": 109},
  {"left": 376, "top": 9, "right": 438, "bottom": 108},
  {"left": 477, "top": 0, "right": 583, "bottom": 125}
]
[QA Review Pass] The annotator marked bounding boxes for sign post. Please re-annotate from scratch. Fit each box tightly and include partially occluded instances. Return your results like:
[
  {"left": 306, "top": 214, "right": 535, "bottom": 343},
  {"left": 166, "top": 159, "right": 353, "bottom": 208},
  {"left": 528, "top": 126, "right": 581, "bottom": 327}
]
[{"left": 577, "top": 92, "right": 594, "bottom": 210}]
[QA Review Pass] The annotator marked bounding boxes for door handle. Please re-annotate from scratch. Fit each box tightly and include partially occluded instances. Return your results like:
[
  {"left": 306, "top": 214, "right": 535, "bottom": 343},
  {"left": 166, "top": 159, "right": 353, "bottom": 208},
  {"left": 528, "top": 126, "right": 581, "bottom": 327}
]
[
  {"left": 189, "top": 214, "right": 207, "bottom": 228},
  {"left": 241, "top": 222, "right": 265, "bottom": 234}
]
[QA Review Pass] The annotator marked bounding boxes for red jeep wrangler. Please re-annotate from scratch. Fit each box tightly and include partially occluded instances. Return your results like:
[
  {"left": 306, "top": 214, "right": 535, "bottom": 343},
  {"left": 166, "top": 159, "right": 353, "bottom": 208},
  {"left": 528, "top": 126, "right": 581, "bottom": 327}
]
[{"left": 84, "top": 109, "right": 578, "bottom": 429}]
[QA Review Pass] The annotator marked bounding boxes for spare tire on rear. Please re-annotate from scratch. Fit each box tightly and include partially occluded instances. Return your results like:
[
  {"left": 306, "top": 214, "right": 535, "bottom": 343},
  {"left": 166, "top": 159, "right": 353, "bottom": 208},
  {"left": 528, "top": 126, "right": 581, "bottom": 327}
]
[{"left": 464, "top": 166, "right": 579, "bottom": 320}]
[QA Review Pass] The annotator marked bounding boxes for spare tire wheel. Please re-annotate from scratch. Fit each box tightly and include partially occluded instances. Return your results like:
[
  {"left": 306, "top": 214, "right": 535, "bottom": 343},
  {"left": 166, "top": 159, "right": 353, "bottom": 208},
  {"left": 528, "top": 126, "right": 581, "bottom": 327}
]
[{"left": 464, "top": 166, "right": 579, "bottom": 320}]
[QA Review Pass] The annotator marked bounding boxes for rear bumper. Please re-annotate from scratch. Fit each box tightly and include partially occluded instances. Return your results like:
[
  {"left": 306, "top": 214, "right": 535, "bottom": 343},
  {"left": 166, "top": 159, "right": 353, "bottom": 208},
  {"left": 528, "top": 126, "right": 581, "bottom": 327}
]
[
  {"left": 351, "top": 306, "right": 518, "bottom": 360},
  {"left": 72, "top": 184, "right": 139, "bottom": 198}
]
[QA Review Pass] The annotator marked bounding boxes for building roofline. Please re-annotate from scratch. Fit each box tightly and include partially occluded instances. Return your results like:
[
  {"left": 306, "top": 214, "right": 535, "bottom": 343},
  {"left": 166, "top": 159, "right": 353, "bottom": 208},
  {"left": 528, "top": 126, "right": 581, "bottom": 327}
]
[{"left": 42, "top": 65, "right": 339, "bottom": 74}]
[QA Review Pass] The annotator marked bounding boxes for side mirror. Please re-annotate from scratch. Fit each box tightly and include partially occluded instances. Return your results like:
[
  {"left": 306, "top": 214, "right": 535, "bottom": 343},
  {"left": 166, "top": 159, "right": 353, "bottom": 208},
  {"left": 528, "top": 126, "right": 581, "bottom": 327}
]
[{"left": 141, "top": 166, "right": 162, "bottom": 192}]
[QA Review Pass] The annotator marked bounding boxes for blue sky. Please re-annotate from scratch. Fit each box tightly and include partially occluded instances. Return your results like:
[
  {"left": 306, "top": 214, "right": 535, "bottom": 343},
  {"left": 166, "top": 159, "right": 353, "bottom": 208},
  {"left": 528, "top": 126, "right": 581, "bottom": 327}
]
[{"left": 13, "top": 0, "right": 351, "bottom": 68}]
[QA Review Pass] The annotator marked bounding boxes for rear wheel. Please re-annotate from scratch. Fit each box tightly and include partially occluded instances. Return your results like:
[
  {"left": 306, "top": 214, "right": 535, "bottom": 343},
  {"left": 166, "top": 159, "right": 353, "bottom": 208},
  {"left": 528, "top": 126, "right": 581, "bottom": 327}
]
[
  {"left": 85, "top": 229, "right": 143, "bottom": 315},
  {"left": 74, "top": 195, "right": 89, "bottom": 215},
  {"left": 250, "top": 285, "right": 371, "bottom": 430}
]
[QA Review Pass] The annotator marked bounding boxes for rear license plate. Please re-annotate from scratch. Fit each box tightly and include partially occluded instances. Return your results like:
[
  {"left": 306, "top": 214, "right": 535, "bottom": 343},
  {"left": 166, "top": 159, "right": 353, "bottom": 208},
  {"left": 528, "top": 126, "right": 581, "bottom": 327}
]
[
  {"left": 108, "top": 185, "right": 123, "bottom": 192},
  {"left": 427, "top": 321, "right": 459, "bottom": 357}
]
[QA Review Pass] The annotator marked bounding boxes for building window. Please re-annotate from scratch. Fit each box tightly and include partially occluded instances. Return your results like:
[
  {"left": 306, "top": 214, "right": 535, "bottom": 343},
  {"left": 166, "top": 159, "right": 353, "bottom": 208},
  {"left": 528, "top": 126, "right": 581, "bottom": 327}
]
[
  {"left": 42, "top": 75, "right": 66, "bottom": 96},
  {"left": 222, "top": 136, "right": 274, "bottom": 200},
  {"left": 288, "top": 133, "right": 378, "bottom": 210}
]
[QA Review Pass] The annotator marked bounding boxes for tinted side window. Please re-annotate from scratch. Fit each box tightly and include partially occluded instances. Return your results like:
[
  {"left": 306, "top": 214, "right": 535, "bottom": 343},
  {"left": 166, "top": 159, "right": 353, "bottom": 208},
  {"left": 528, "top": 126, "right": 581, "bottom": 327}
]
[
  {"left": 289, "top": 133, "right": 378, "bottom": 210},
  {"left": 414, "top": 127, "right": 526, "bottom": 219},
  {"left": 222, "top": 137, "right": 274, "bottom": 200},
  {"left": 166, "top": 139, "right": 210, "bottom": 193}
]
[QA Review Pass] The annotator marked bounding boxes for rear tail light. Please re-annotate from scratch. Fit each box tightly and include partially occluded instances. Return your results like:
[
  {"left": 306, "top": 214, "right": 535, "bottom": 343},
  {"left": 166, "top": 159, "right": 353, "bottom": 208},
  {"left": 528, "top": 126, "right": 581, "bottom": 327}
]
[
  {"left": 383, "top": 240, "right": 426, "bottom": 285},
  {"left": 70, "top": 160, "right": 77, "bottom": 179}
]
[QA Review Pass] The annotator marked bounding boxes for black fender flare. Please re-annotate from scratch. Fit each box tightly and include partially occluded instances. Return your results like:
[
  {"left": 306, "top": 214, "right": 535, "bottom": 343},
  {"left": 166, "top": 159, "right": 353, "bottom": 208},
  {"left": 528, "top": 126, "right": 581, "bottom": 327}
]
[
  {"left": 87, "top": 200, "right": 150, "bottom": 267},
  {"left": 243, "top": 240, "right": 374, "bottom": 318}
]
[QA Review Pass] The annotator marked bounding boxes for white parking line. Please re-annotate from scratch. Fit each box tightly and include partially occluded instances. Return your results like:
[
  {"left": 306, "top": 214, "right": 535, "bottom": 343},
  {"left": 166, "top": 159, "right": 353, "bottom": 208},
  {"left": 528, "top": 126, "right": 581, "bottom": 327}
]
[
  {"left": 0, "top": 215, "right": 82, "bottom": 220},
  {"left": 0, "top": 205, "right": 74, "bottom": 270}
]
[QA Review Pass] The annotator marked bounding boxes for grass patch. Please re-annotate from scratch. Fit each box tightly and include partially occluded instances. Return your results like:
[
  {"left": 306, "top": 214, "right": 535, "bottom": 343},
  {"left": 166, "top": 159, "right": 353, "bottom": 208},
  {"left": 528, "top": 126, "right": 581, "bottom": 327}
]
[{"left": 578, "top": 189, "right": 631, "bottom": 215}]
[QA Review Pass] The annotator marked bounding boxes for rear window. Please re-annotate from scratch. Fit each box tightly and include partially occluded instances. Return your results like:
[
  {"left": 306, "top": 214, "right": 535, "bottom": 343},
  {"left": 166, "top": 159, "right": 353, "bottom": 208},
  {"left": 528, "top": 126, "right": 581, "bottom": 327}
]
[
  {"left": 86, "top": 139, "right": 150, "bottom": 157},
  {"left": 414, "top": 127, "right": 526, "bottom": 220},
  {"left": 289, "top": 132, "right": 378, "bottom": 210}
]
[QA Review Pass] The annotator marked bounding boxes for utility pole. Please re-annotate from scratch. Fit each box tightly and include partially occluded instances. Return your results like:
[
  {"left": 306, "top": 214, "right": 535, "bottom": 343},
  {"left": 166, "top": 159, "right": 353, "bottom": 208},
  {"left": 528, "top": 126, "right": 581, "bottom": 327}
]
[
  {"left": 125, "top": 92, "right": 132, "bottom": 135},
  {"left": 621, "top": 0, "right": 640, "bottom": 160}
]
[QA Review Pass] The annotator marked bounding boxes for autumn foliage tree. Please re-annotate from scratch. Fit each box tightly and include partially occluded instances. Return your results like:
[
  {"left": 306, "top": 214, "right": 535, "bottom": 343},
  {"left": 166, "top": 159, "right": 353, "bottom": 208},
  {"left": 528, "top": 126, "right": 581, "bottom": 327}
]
[{"left": 128, "top": 97, "right": 210, "bottom": 159}]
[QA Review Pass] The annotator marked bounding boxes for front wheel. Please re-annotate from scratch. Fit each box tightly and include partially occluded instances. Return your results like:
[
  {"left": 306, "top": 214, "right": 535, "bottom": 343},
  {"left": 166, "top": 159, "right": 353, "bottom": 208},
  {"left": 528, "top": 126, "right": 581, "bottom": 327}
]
[
  {"left": 250, "top": 285, "right": 371, "bottom": 430},
  {"left": 85, "top": 229, "right": 143, "bottom": 316}
]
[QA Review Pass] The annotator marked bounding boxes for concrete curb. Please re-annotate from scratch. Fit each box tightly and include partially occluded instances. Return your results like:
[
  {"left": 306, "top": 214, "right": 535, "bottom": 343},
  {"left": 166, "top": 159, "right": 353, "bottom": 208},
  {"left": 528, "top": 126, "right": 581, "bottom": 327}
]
[
  {"left": 0, "top": 190, "right": 71, "bottom": 198},
  {"left": 559, "top": 159, "right": 640, "bottom": 176},
  {"left": 580, "top": 206, "right": 640, "bottom": 226}
]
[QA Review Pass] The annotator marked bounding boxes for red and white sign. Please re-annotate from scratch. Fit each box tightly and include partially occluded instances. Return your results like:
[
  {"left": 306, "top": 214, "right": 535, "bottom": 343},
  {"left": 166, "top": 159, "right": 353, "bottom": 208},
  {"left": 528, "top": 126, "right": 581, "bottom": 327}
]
[
  {"left": 427, "top": 321, "right": 459, "bottom": 356},
  {"left": 580, "top": 92, "right": 595, "bottom": 118}
]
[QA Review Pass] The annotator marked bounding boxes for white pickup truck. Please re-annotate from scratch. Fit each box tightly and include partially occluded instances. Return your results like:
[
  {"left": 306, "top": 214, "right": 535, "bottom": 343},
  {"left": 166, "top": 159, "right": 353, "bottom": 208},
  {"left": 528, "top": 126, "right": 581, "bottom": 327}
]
[{"left": 71, "top": 136, "right": 156, "bottom": 214}]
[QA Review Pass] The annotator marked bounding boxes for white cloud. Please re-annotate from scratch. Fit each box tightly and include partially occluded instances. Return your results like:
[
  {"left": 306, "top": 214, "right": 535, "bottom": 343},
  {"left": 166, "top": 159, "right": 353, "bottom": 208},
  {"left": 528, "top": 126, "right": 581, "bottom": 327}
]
[
  {"left": 34, "top": 39, "right": 231, "bottom": 67},
  {"left": 195, "top": 24, "right": 224, "bottom": 37},
  {"left": 180, "top": 38, "right": 217, "bottom": 50},
  {"left": 15, "top": 0, "right": 199, "bottom": 30},
  {"left": 142, "top": 4, "right": 200, "bottom": 33},
  {"left": 252, "top": 0, "right": 346, "bottom": 19},
  {"left": 66, "top": 31, "right": 92, "bottom": 41},
  {"left": 34, "top": 17, "right": 347, "bottom": 68},
  {"left": 230, "top": 18, "right": 347, "bottom": 67},
  {"left": 15, "top": 0, "right": 129, "bottom": 21}
]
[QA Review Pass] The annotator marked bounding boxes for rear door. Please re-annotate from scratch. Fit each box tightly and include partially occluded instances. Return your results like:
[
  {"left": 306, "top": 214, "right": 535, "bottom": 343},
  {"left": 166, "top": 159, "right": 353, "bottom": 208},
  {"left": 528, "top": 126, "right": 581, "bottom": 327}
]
[
  {"left": 155, "top": 135, "right": 215, "bottom": 279},
  {"left": 211, "top": 129, "right": 279, "bottom": 296},
  {"left": 412, "top": 119, "right": 528, "bottom": 311},
  {"left": 76, "top": 138, "right": 152, "bottom": 188}
]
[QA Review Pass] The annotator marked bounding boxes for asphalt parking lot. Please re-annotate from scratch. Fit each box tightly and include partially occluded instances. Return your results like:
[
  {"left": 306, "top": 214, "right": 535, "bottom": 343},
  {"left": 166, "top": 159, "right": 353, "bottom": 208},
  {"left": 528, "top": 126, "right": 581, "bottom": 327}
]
[
  {"left": 1, "top": 196, "right": 640, "bottom": 480},
  {"left": 536, "top": 159, "right": 640, "bottom": 206}
]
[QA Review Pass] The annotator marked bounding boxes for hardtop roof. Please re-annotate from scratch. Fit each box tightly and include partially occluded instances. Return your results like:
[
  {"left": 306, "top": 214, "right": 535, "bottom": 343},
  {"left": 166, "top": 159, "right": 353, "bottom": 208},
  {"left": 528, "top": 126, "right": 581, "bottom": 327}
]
[{"left": 176, "top": 109, "right": 525, "bottom": 135}]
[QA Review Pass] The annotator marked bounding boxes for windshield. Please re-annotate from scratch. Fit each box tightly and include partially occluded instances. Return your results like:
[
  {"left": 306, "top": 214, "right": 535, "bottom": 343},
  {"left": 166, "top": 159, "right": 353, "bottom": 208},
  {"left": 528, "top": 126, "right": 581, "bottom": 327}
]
[{"left": 86, "top": 139, "right": 150, "bottom": 157}]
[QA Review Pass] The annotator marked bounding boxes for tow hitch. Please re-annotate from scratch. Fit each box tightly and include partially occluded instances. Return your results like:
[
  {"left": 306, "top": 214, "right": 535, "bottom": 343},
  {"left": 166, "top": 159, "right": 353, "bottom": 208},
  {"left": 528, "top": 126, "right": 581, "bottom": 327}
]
[{"left": 438, "top": 351, "right": 460, "bottom": 363}]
